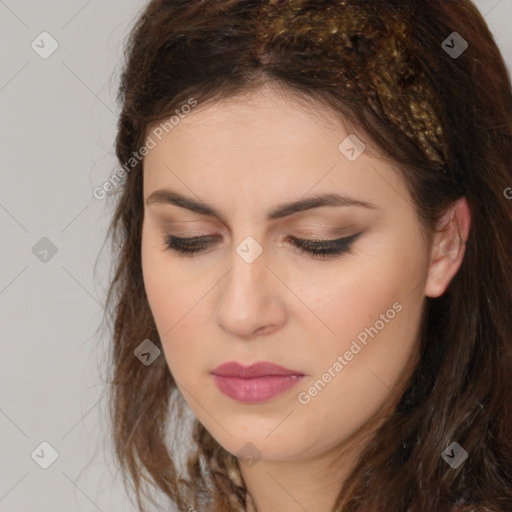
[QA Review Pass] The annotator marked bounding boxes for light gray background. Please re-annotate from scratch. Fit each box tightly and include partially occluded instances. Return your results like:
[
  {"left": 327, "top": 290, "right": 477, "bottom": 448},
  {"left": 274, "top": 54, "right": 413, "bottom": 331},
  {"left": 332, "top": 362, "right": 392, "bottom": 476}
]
[{"left": 1, "top": 1, "right": 511, "bottom": 511}]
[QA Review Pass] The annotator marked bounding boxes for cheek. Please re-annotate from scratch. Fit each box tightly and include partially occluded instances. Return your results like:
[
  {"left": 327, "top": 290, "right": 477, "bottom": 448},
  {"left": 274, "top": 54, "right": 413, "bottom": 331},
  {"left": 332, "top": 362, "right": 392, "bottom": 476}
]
[
  {"left": 289, "top": 238, "right": 423, "bottom": 351},
  {"left": 292, "top": 297, "right": 421, "bottom": 454},
  {"left": 289, "top": 247, "right": 424, "bottom": 438},
  {"left": 141, "top": 232, "right": 196, "bottom": 354}
]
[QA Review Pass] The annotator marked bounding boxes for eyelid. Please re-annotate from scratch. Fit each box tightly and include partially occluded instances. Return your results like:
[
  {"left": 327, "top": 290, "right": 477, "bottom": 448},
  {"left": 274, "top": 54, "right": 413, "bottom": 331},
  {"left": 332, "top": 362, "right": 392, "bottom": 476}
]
[
  {"left": 163, "top": 232, "right": 362, "bottom": 259},
  {"left": 287, "top": 232, "right": 361, "bottom": 250},
  {"left": 163, "top": 232, "right": 355, "bottom": 243},
  {"left": 288, "top": 231, "right": 353, "bottom": 242},
  {"left": 290, "top": 222, "right": 356, "bottom": 235},
  {"left": 167, "top": 234, "right": 221, "bottom": 243},
  {"left": 286, "top": 232, "right": 360, "bottom": 243}
]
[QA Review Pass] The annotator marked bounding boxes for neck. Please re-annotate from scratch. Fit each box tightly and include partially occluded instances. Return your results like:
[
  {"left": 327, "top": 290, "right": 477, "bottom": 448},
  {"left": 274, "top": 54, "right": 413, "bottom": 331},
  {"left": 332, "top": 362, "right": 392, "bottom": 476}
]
[{"left": 239, "top": 431, "right": 372, "bottom": 512}]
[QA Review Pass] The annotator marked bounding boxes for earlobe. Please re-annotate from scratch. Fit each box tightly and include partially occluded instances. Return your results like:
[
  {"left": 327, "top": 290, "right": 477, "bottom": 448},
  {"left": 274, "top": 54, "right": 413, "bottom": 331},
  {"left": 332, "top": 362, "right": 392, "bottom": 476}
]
[{"left": 424, "top": 197, "right": 471, "bottom": 298}]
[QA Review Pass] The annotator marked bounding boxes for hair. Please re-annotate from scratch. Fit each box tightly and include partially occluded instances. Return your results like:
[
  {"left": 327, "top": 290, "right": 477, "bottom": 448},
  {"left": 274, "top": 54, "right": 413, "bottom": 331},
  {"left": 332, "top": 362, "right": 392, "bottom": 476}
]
[{"left": 100, "top": 1, "right": 512, "bottom": 511}]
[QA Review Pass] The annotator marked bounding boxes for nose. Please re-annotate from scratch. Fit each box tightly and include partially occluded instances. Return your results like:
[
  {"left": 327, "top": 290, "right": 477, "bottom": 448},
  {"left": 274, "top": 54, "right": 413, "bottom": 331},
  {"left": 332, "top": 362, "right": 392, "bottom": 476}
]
[{"left": 214, "top": 242, "right": 287, "bottom": 339}]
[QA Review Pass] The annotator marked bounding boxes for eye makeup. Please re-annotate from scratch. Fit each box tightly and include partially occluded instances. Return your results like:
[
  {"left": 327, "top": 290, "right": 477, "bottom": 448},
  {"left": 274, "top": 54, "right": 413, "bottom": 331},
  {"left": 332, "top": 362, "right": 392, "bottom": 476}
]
[{"left": 163, "top": 232, "right": 362, "bottom": 259}]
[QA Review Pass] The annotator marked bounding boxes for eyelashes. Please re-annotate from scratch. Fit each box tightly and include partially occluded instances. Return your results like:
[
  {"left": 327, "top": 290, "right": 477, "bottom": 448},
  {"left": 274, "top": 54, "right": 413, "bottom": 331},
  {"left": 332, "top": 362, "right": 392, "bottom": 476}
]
[
  {"left": 287, "top": 233, "right": 361, "bottom": 258},
  {"left": 163, "top": 233, "right": 361, "bottom": 259},
  {"left": 163, "top": 234, "right": 222, "bottom": 255}
]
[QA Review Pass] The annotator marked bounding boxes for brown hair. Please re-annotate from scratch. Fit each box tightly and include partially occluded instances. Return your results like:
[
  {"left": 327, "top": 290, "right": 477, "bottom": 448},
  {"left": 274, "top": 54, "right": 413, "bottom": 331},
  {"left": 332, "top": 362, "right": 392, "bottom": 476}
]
[{"left": 100, "top": 1, "right": 512, "bottom": 510}]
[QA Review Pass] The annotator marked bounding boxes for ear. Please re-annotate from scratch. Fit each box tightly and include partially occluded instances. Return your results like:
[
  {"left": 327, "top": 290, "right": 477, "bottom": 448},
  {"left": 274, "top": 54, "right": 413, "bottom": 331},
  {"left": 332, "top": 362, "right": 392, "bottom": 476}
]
[{"left": 424, "top": 196, "right": 471, "bottom": 298}]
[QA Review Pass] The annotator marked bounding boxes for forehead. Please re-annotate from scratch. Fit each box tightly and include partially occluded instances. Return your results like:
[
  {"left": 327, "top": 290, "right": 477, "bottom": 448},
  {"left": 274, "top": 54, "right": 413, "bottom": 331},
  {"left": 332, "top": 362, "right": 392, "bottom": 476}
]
[{"left": 142, "top": 86, "right": 409, "bottom": 219}]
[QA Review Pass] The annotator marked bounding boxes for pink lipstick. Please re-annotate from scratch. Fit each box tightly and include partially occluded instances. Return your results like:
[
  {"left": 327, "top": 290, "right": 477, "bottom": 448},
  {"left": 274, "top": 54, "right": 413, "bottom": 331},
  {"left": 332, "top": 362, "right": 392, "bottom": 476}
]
[{"left": 211, "top": 361, "right": 305, "bottom": 403}]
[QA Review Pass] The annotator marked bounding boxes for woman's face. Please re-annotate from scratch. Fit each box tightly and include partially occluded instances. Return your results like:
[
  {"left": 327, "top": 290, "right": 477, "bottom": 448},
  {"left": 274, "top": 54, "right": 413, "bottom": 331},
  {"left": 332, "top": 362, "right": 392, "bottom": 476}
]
[{"left": 140, "top": 85, "right": 433, "bottom": 466}]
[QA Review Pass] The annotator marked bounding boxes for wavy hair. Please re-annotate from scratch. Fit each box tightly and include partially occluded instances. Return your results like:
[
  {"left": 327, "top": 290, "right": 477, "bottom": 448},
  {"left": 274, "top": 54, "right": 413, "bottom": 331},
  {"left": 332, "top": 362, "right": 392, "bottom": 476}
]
[{"left": 101, "top": 1, "right": 512, "bottom": 510}]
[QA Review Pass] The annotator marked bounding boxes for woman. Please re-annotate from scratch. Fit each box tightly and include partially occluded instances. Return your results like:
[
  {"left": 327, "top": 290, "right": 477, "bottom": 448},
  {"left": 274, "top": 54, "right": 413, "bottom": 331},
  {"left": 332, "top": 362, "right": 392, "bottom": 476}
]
[{"left": 101, "top": 1, "right": 512, "bottom": 510}]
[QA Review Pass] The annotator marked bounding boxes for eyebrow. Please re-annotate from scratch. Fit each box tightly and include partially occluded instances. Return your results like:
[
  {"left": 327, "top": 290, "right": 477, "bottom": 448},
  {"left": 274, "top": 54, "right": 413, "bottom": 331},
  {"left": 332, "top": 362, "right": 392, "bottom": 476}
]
[{"left": 145, "top": 189, "right": 379, "bottom": 221}]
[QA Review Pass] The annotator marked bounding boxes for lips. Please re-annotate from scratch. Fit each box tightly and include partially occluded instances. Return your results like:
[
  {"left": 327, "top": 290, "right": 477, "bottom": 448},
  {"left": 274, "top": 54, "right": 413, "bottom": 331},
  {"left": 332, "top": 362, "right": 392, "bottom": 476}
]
[
  {"left": 212, "top": 361, "right": 304, "bottom": 378},
  {"left": 211, "top": 361, "right": 305, "bottom": 403}
]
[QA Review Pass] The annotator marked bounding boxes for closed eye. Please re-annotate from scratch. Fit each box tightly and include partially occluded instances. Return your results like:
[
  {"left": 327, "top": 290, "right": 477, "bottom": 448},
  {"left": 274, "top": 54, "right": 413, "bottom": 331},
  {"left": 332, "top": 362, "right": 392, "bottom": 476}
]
[
  {"left": 163, "top": 233, "right": 361, "bottom": 259},
  {"left": 287, "top": 233, "right": 361, "bottom": 259}
]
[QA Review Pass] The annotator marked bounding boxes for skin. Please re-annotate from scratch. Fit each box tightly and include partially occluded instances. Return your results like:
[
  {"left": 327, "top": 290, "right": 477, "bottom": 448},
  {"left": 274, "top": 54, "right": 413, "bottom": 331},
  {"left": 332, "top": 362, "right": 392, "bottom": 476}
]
[{"left": 140, "top": 83, "right": 470, "bottom": 512}]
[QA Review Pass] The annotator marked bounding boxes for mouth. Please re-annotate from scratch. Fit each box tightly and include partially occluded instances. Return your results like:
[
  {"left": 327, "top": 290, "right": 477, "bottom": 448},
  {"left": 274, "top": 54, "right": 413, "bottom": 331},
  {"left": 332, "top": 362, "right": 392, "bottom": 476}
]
[{"left": 211, "top": 361, "right": 305, "bottom": 403}]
